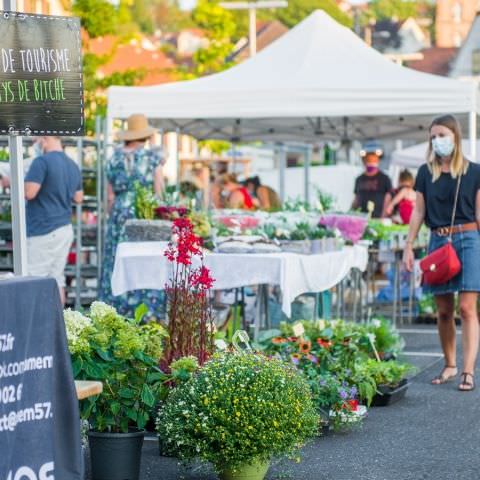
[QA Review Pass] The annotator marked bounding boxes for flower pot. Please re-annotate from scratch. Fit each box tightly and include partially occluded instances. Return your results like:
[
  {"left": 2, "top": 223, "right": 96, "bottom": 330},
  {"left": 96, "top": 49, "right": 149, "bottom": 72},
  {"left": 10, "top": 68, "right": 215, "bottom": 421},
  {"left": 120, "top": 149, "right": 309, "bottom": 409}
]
[
  {"left": 124, "top": 219, "right": 172, "bottom": 242},
  {"left": 279, "top": 239, "right": 311, "bottom": 255},
  {"left": 310, "top": 238, "right": 325, "bottom": 254},
  {"left": 371, "top": 378, "right": 409, "bottom": 407},
  {"left": 220, "top": 460, "right": 270, "bottom": 480},
  {"left": 88, "top": 429, "right": 145, "bottom": 480}
]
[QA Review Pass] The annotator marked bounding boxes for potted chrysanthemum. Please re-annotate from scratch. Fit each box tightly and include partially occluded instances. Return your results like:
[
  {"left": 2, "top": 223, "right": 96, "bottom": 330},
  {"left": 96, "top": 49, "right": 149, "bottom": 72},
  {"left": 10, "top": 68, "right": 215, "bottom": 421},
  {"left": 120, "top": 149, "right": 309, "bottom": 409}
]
[{"left": 157, "top": 352, "right": 318, "bottom": 480}]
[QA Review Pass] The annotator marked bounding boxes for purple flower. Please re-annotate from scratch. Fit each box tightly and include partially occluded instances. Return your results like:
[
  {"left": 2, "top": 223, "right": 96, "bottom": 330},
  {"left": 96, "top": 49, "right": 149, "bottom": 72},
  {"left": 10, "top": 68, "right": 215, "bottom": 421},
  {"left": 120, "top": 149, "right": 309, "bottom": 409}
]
[
  {"left": 350, "top": 386, "right": 358, "bottom": 398},
  {"left": 290, "top": 356, "right": 300, "bottom": 366},
  {"left": 308, "top": 354, "right": 319, "bottom": 364},
  {"left": 319, "top": 379, "right": 327, "bottom": 387},
  {"left": 339, "top": 389, "right": 348, "bottom": 400}
]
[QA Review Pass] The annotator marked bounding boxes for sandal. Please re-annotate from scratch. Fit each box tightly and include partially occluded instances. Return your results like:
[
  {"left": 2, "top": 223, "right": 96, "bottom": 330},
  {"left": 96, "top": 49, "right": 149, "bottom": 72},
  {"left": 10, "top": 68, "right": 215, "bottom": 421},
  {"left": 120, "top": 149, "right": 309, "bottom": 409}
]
[
  {"left": 458, "top": 372, "right": 475, "bottom": 392},
  {"left": 431, "top": 365, "right": 457, "bottom": 385}
]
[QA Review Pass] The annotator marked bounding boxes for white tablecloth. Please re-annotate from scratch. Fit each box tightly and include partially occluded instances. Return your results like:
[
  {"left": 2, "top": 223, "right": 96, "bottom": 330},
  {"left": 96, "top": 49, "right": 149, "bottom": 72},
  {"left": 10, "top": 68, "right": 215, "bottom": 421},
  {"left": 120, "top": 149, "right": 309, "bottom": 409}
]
[{"left": 111, "top": 242, "right": 368, "bottom": 317}]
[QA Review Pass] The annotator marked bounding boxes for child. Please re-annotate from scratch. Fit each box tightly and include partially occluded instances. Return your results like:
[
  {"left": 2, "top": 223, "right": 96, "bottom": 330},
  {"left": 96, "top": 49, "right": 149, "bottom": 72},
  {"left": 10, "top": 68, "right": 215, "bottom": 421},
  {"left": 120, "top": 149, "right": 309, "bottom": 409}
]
[{"left": 385, "top": 169, "right": 416, "bottom": 224}]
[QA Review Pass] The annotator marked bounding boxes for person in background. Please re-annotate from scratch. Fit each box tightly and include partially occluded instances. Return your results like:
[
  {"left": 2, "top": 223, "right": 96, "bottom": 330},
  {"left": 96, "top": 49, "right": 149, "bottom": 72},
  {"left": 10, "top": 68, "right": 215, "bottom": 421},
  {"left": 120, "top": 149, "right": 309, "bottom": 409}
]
[
  {"left": 352, "top": 150, "right": 392, "bottom": 218},
  {"left": 244, "top": 176, "right": 282, "bottom": 211},
  {"left": 25, "top": 136, "right": 83, "bottom": 305},
  {"left": 99, "top": 114, "right": 165, "bottom": 318},
  {"left": 385, "top": 169, "right": 416, "bottom": 224},
  {"left": 220, "top": 174, "right": 255, "bottom": 210},
  {"left": 211, "top": 162, "right": 229, "bottom": 209}
]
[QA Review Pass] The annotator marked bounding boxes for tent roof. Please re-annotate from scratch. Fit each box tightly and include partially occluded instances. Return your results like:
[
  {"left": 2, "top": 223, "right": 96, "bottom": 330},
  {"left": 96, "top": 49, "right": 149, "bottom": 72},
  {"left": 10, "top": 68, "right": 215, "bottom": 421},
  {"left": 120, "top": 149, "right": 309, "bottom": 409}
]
[{"left": 107, "top": 10, "right": 477, "bottom": 142}]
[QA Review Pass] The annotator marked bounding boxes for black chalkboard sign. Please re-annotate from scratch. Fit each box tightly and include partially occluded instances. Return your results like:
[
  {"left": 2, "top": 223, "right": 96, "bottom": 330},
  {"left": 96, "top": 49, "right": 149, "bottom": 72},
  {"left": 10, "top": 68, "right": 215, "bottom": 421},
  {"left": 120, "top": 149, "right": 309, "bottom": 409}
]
[{"left": 0, "top": 11, "right": 84, "bottom": 136}]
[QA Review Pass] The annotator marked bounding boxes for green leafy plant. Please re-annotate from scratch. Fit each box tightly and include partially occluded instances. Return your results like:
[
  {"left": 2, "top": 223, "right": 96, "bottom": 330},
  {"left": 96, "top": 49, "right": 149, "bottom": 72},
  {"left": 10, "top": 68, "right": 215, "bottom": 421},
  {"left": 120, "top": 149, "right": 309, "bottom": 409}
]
[
  {"left": 65, "top": 302, "right": 168, "bottom": 433},
  {"left": 356, "top": 358, "right": 415, "bottom": 389},
  {"left": 134, "top": 182, "right": 158, "bottom": 220},
  {"left": 157, "top": 352, "right": 318, "bottom": 472}
]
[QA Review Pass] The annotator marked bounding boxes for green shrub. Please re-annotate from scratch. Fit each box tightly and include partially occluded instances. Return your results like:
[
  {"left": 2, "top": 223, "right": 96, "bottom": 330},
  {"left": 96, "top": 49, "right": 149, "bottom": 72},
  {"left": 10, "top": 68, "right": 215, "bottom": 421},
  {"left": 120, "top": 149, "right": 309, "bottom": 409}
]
[{"left": 157, "top": 352, "right": 318, "bottom": 472}]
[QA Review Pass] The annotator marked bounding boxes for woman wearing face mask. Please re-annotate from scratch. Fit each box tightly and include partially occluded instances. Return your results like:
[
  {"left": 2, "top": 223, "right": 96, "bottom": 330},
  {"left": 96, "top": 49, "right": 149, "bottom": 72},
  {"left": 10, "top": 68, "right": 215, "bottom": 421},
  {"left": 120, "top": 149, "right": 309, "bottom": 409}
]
[{"left": 403, "top": 114, "right": 480, "bottom": 392}]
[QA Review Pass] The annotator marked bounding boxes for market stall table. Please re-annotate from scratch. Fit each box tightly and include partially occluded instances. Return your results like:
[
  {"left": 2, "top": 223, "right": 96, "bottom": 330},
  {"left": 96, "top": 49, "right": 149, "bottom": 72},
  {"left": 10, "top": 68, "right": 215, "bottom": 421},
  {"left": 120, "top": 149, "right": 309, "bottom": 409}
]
[{"left": 112, "top": 242, "right": 368, "bottom": 333}]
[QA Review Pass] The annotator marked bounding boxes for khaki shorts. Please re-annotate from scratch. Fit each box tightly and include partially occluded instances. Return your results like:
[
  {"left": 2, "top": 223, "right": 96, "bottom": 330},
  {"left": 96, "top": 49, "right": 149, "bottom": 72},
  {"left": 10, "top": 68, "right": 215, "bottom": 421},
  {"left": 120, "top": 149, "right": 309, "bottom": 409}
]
[{"left": 27, "top": 224, "right": 74, "bottom": 288}]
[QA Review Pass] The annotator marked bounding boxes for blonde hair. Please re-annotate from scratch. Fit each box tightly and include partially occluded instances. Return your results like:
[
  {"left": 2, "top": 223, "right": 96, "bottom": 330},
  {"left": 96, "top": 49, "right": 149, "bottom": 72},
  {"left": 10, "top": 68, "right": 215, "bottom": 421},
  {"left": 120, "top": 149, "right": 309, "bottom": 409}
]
[{"left": 427, "top": 114, "right": 467, "bottom": 181}]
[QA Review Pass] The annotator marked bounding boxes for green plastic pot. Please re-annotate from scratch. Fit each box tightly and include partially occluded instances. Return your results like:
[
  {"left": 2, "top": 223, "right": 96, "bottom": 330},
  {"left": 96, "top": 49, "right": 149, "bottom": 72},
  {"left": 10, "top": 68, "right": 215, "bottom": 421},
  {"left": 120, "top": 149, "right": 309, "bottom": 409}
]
[{"left": 220, "top": 460, "right": 270, "bottom": 480}]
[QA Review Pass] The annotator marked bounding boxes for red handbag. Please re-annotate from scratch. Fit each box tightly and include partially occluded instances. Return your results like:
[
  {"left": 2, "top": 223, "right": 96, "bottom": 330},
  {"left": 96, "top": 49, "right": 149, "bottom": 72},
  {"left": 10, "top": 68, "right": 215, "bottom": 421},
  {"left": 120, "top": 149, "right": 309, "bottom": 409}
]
[{"left": 420, "top": 175, "right": 462, "bottom": 286}]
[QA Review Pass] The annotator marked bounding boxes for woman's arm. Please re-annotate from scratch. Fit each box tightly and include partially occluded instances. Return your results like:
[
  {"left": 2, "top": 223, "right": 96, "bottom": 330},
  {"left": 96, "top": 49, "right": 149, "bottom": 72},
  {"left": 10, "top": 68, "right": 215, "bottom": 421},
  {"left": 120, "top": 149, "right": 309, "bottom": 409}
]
[
  {"left": 257, "top": 187, "right": 271, "bottom": 210},
  {"left": 107, "top": 182, "right": 115, "bottom": 213},
  {"left": 403, "top": 192, "right": 426, "bottom": 272},
  {"left": 154, "top": 165, "right": 165, "bottom": 199},
  {"left": 385, "top": 189, "right": 406, "bottom": 216}
]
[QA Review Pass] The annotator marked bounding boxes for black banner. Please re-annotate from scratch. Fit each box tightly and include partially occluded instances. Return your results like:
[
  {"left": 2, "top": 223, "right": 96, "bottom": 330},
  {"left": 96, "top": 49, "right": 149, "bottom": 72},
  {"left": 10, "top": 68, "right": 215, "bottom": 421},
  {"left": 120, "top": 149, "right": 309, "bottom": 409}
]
[
  {"left": 0, "top": 11, "right": 84, "bottom": 136},
  {"left": 0, "top": 277, "right": 83, "bottom": 480}
]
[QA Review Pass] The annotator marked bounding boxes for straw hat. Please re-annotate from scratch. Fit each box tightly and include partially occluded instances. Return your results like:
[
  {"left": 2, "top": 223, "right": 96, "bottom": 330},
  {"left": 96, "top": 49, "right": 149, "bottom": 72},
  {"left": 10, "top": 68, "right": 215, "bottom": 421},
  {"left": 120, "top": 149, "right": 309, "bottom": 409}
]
[{"left": 117, "top": 114, "right": 157, "bottom": 142}]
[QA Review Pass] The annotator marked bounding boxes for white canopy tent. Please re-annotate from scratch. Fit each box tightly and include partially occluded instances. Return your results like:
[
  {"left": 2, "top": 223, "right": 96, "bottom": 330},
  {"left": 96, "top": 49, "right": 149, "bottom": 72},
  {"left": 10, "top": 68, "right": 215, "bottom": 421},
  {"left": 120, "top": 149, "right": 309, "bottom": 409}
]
[
  {"left": 107, "top": 10, "right": 478, "bottom": 147},
  {"left": 391, "top": 139, "right": 480, "bottom": 169}
]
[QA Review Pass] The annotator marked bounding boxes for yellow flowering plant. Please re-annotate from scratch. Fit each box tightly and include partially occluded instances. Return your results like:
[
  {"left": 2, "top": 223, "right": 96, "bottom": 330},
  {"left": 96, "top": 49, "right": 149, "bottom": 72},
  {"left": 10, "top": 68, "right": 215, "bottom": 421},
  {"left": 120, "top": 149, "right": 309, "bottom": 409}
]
[{"left": 157, "top": 352, "right": 318, "bottom": 472}]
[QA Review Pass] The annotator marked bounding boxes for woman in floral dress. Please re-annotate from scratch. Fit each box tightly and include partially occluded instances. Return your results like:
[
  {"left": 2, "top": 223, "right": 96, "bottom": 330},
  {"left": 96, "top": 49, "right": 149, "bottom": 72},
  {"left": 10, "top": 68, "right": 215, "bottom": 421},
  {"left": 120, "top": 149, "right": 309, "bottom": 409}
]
[{"left": 99, "top": 114, "right": 165, "bottom": 318}]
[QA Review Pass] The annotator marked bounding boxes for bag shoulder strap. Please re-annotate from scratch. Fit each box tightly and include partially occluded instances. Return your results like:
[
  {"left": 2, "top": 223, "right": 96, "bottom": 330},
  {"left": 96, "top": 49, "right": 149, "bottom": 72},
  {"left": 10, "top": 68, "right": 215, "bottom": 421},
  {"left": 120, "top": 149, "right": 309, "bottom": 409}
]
[{"left": 448, "top": 172, "right": 463, "bottom": 240}]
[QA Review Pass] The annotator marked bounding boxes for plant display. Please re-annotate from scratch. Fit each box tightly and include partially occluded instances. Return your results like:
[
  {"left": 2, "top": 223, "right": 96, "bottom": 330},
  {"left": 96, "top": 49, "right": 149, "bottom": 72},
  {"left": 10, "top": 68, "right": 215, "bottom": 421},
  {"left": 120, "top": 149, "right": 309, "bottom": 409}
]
[
  {"left": 64, "top": 302, "right": 168, "bottom": 433},
  {"left": 164, "top": 218, "right": 215, "bottom": 366},
  {"left": 155, "top": 205, "right": 189, "bottom": 221},
  {"left": 157, "top": 352, "right": 318, "bottom": 473},
  {"left": 188, "top": 211, "right": 212, "bottom": 239},
  {"left": 134, "top": 183, "right": 158, "bottom": 220},
  {"left": 356, "top": 359, "right": 415, "bottom": 388},
  {"left": 320, "top": 213, "right": 368, "bottom": 244},
  {"left": 259, "top": 318, "right": 411, "bottom": 423}
]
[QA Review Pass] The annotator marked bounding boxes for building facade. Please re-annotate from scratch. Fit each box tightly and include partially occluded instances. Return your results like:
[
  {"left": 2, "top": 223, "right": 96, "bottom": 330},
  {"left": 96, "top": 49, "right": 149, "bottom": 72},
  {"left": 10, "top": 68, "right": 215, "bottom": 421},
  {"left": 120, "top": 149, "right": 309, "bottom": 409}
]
[
  {"left": 13, "top": 0, "right": 69, "bottom": 16},
  {"left": 436, "top": 0, "right": 478, "bottom": 47}
]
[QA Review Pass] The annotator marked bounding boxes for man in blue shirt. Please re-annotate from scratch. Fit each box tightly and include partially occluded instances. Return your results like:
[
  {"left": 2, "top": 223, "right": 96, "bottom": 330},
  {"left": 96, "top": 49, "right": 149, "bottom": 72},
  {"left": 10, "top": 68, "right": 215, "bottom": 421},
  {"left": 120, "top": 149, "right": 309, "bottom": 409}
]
[{"left": 25, "top": 136, "right": 83, "bottom": 304}]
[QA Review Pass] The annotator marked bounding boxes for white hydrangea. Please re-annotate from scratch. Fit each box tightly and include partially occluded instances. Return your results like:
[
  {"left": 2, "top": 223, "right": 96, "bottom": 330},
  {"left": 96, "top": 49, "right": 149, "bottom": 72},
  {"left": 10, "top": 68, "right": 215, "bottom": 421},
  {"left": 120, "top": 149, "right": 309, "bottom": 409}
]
[
  {"left": 89, "top": 301, "right": 117, "bottom": 319},
  {"left": 63, "top": 308, "right": 93, "bottom": 353}
]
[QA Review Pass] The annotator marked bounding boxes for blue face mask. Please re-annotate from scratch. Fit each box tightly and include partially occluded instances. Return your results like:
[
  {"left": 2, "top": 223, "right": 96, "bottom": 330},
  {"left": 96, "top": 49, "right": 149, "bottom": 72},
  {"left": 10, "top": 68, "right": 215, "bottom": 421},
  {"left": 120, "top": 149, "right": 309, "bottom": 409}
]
[{"left": 432, "top": 136, "right": 455, "bottom": 158}]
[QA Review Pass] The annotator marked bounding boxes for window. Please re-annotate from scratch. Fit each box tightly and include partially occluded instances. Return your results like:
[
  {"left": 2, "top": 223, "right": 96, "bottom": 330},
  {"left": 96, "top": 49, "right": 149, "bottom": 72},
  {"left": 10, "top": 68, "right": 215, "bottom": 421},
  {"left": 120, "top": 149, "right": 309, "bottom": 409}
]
[
  {"left": 453, "top": 2, "right": 462, "bottom": 24},
  {"left": 472, "top": 49, "right": 480, "bottom": 75}
]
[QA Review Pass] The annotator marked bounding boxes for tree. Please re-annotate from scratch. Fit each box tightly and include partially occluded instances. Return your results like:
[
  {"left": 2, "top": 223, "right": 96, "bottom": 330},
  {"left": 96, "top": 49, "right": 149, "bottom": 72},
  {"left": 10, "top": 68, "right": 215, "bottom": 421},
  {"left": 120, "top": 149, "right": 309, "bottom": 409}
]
[
  {"left": 189, "top": 0, "right": 237, "bottom": 76},
  {"left": 73, "top": 0, "right": 117, "bottom": 38},
  {"left": 368, "top": 0, "right": 422, "bottom": 21},
  {"left": 261, "top": 0, "right": 353, "bottom": 29}
]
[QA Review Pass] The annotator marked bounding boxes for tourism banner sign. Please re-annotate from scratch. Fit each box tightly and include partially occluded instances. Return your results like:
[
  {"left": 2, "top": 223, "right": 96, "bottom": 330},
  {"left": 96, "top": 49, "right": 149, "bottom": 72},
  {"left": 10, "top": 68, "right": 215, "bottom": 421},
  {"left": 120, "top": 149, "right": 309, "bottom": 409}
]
[{"left": 0, "top": 12, "right": 84, "bottom": 136}]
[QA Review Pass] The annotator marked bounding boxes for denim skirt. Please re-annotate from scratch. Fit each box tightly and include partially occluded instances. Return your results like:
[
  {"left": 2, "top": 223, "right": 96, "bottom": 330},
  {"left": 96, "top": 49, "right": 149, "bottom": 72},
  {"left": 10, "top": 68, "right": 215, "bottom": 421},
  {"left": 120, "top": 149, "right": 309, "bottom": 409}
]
[{"left": 424, "top": 230, "right": 480, "bottom": 295}]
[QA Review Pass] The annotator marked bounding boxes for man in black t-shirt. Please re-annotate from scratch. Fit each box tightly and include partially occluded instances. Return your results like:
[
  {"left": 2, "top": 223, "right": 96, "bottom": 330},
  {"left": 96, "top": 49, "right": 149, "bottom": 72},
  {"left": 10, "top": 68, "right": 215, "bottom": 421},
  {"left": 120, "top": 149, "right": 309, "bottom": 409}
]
[{"left": 352, "top": 152, "right": 392, "bottom": 218}]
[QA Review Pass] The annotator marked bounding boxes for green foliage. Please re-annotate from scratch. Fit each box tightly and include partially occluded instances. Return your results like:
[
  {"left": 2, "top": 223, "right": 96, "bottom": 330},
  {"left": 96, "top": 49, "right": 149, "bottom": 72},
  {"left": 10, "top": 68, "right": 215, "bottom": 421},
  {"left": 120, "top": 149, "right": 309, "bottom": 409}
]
[
  {"left": 262, "top": 0, "right": 353, "bottom": 29},
  {"left": 134, "top": 183, "right": 158, "bottom": 220},
  {"left": 190, "top": 0, "right": 237, "bottom": 76},
  {"left": 356, "top": 358, "right": 415, "bottom": 388},
  {"left": 73, "top": 0, "right": 117, "bottom": 38},
  {"left": 157, "top": 352, "right": 318, "bottom": 471},
  {"left": 65, "top": 302, "right": 168, "bottom": 433},
  {"left": 368, "top": 0, "right": 419, "bottom": 21},
  {"left": 258, "top": 318, "right": 411, "bottom": 412}
]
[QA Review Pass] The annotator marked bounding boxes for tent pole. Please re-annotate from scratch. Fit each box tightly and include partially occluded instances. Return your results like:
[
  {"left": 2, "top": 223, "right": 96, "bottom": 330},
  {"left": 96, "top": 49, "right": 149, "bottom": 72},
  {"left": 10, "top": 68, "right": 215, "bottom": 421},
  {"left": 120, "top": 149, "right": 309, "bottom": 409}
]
[
  {"left": 278, "top": 144, "right": 286, "bottom": 202},
  {"left": 469, "top": 110, "right": 477, "bottom": 162},
  {"left": 4, "top": 0, "right": 27, "bottom": 276},
  {"left": 304, "top": 144, "right": 311, "bottom": 204},
  {"left": 176, "top": 128, "right": 181, "bottom": 193}
]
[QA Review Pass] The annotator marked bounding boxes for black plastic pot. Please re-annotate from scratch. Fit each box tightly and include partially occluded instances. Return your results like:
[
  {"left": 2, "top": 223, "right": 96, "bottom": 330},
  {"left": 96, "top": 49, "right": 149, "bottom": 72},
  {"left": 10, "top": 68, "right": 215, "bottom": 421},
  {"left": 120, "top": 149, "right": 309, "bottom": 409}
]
[
  {"left": 88, "top": 429, "right": 145, "bottom": 480},
  {"left": 371, "top": 378, "right": 409, "bottom": 407}
]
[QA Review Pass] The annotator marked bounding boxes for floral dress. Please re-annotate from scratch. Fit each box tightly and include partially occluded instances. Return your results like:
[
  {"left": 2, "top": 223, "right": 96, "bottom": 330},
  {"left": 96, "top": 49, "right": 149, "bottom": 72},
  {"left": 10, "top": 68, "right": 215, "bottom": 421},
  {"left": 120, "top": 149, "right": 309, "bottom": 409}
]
[{"left": 99, "top": 147, "right": 165, "bottom": 318}]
